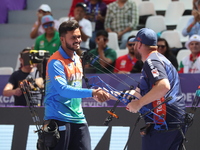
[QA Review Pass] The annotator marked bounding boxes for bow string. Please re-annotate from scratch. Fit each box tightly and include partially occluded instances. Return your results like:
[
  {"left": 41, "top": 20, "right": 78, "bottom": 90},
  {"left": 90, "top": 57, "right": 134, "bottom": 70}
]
[{"left": 81, "top": 50, "right": 171, "bottom": 130}]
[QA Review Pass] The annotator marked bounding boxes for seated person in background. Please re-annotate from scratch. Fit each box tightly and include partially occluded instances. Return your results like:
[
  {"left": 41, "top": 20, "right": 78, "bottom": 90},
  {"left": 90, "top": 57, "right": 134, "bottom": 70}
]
[
  {"left": 68, "top": 0, "right": 88, "bottom": 17},
  {"left": 157, "top": 38, "right": 178, "bottom": 70},
  {"left": 104, "top": 0, "right": 138, "bottom": 49},
  {"left": 30, "top": 4, "right": 60, "bottom": 39},
  {"left": 182, "top": 1, "right": 200, "bottom": 37},
  {"left": 60, "top": 3, "right": 92, "bottom": 49},
  {"left": 3, "top": 48, "right": 43, "bottom": 106},
  {"left": 85, "top": 30, "right": 117, "bottom": 73},
  {"left": 114, "top": 36, "right": 143, "bottom": 74},
  {"left": 179, "top": 34, "right": 200, "bottom": 73},
  {"left": 68, "top": 0, "right": 116, "bottom": 17},
  {"left": 85, "top": 0, "right": 107, "bottom": 49},
  {"left": 34, "top": 15, "right": 60, "bottom": 55}
]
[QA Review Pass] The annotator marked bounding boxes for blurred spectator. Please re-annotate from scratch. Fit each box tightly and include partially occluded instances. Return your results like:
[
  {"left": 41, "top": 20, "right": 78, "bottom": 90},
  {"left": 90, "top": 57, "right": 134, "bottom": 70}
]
[
  {"left": 179, "top": 34, "right": 200, "bottom": 73},
  {"left": 34, "top": 15, "right": 60, "bottom": 55},
  {"left": 193, "top": 0, "right": 200, "bottom": 10},
  {"left": 157, "top": 38, "right": 178, "bottom": 70},
  {"left": 114, "top": 36, "right": 143, "bottom": 74},
  {"left": 3, "top": 48, "right": 42, "bottom": 106},
  {"left": 85, "top": 30, "right": 117, "bottom": 73},
  {"left": 85, "top": 0, "right": 107, "bottom": 49},
  {"left": 30, "top": 4, "right": 60, "bottom": 39},
  {"left": 68, "top": 0, "right": 115, "bottom": 17},
  {"left": 182, "top": 1, "right": 200, "bottom": 37},
  {"left": 104, "top": 0, "right": 138, "bottom": 49},
  {"left": 60, "top": 3, "right": 92, "bottom": 49}
]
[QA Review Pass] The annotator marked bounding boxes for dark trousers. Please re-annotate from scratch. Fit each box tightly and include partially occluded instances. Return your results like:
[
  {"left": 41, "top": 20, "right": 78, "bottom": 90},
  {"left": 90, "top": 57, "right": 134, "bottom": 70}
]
[
  {"left": 50, "top": 120, "right": 91, "bottom": 150},
  {"left": 142, "top": 125, "right": 184, "bottom": 150}
]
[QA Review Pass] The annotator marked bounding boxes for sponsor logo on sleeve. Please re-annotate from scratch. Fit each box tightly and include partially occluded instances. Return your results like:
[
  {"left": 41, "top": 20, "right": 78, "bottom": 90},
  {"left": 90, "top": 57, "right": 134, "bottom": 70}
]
[{"left": 151, "top": 68, "right": 159, "bottom": 78}]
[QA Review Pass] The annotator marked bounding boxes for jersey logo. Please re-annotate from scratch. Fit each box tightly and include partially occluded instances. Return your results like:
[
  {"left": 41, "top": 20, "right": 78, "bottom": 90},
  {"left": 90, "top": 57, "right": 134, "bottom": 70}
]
[
  {"left": 151, "top": 68, "right": 159, "bottom": 78},
  {"left": 54, "top": 75, "right": 62, "bottom": 81}
]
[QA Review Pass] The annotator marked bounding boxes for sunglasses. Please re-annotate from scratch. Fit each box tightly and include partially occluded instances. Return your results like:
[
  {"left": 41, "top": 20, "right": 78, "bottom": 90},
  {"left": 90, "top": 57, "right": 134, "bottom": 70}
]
[
  {"left": 128, "top": 43, "right": 135, "bottom": 46},
  {"left": 157, "top": 45, "right": 166, "bottom": 48},
  {"left": 43, "top": 23, "right": 54, "bottom": 29}
]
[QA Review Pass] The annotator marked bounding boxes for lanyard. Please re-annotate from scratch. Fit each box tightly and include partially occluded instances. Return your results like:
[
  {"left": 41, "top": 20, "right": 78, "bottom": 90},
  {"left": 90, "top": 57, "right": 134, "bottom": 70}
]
[
  {"left": 127, "top": 54, "right": 135, "bottom": 66},
  {"left": 88, "top": 3, "right": 99, "bottom": 17}
]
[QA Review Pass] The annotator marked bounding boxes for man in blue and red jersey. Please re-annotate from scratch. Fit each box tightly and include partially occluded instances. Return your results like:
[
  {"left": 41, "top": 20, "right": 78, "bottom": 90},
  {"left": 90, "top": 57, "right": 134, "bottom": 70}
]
[
  {"left": 126, "top": 28, "right": 186, "bottom": 150},
  {"left": 43, "top": 20, "right": 109, "bottom": 150}
]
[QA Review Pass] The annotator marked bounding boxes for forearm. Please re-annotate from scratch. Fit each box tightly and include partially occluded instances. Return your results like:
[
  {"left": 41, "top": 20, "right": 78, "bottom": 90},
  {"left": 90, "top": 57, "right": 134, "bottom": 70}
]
[
  {"left": 80, "top": 29, "right": 89, "bottom": 42},
  {"left": 99, "top": 52, "right": 112, "bottom": 68},
  {"left": 121, "top": 27, "right": 132, "bottom": 35},
  {"left": 30, "top": 24, "right": 40, "bottom": 39},
  {"left": 138, "top": 80, "right": 170, "bottom": 107},
  {"left": 109, "top": 88, "right": 141, "bottom": 101},
  {"left": 58, "top": 85, "right": 93, "bottom": 98},
  {"left": 3, "top": 89, "right": 16, "bottom": 97},
  {"left": 105, "top": 28, "right": 113, "bottom": 32},
  {"left": 187, "top": 22, "right": 196, "bottom": 33}
]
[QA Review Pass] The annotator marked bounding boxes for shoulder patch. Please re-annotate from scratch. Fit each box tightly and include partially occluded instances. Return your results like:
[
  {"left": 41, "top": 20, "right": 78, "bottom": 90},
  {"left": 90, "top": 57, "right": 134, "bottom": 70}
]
[{"left": 151, "top": 68, "right": 159, "bottom": 78}]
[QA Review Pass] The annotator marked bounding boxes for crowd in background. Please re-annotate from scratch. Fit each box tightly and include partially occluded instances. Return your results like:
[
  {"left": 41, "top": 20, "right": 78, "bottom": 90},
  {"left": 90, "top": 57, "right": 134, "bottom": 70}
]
[
  {"left": 2, "top": 0, "right": 200, "bottom": 107},
  {"left": 27, "top": 0, "right": 200, "bottom": 74}
]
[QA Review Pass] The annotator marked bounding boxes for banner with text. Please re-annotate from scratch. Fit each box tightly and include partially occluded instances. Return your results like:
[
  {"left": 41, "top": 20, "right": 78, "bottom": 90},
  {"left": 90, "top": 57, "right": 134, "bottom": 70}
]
[{"left": 0, "top": 74, "right": 199, "bottom": 107}]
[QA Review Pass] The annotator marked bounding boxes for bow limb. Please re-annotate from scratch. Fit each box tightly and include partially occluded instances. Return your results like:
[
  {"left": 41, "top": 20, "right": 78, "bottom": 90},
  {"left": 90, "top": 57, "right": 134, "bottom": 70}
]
[
  {"left": 86, "top": 75, "right": 169, "bottom": 129},
  {"left": 82, "top": 52, "right": 171, "bottom": 130},
  {"left": 87, "top": 76, "right": 138, "bottom": 105}
]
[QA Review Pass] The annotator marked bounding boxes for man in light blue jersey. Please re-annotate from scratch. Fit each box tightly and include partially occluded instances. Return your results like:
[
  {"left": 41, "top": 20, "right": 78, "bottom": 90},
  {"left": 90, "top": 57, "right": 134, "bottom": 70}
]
[{"left": 43, "top": 20, "right": 109, "bottom": 150}]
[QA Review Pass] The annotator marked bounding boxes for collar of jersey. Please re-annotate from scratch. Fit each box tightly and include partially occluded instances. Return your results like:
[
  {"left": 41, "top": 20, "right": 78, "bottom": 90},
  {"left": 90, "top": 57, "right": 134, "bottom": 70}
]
[{"left": 58, "top": 46, "right": 76, "bottom": 60}]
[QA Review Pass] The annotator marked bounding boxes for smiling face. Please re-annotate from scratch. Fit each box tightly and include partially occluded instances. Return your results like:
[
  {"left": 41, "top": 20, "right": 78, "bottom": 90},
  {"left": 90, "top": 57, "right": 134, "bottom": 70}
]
[
  {"left": 188, "top": 41, "right": 200, "bottom": 55},
  {"left": 74, "top": 6, "right": 86, "bottom": 21},
  {"left": 60, "top": 28, "right": 82, "bottom": 52}
]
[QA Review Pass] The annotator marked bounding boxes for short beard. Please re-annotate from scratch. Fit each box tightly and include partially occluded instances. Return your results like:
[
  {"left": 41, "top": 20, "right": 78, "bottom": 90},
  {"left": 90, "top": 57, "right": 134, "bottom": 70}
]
[
  {"left": 129, "top": 51, "right": 135, "bottom": 55},
  {"left": 65, "top": 42, "right": 80, "bottom": 52}
]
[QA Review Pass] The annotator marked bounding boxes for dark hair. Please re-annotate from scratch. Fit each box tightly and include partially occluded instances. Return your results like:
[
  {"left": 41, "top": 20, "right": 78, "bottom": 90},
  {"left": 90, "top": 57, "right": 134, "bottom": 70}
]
[
  {"left": 75, "top": 3, "right": 87, "bottom": 12},
  {"left": 19, "top": 47, "right": 31, "bottom": 69},
  {"left": 20, "top": 47, "right": 31, "bottom": 58},
  {"left": 96, "top": 30, "right": 108, "bottom": 38},
  {"left": 157, "top": 38, "right": 171, "bottom": 56},
  {"left": 127, "top": 35, "right": 136, "bottom": 43},
  {"left": 59, "top": 20, "right": 79, "bottom": 37}
]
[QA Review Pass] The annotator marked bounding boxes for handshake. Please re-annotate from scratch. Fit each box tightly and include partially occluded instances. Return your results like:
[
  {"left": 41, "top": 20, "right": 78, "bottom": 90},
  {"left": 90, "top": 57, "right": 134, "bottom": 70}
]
[{"left": 92, "top": 88, "right": 111, "bottom": 102}]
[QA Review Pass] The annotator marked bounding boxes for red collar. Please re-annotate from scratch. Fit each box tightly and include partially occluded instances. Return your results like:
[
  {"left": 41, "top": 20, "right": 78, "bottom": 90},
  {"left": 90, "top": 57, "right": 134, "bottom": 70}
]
[{"left": 189, "top": 52, "right": 200, "bottom": 61}]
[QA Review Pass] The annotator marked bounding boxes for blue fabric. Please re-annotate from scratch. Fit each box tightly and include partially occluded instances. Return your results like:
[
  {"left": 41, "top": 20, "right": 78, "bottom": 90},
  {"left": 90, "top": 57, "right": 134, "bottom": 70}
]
[
  {"left": 139, "top": 52, "right": 185, "bottom": 123},
  {"left": 134, "top": 28, "right": 157, "bottom": 46},
  {"left": 142, "top": 125, "right": 184, "bottom": 150},
  {"left": 182, "top": 16, "right": 200, "bottom": 37},
  {"left": 44, "top": 47, "right": 93, "bottom": 123}
]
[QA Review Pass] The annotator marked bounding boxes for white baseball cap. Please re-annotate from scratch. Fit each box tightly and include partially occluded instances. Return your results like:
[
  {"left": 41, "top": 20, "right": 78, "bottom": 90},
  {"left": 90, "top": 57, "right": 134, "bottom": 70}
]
[
  {"left": 38, "top": 4, "right": 51, "bottom": 12},
  {"left": 185, "top": 34, "right": 200, "bottom": 49}
]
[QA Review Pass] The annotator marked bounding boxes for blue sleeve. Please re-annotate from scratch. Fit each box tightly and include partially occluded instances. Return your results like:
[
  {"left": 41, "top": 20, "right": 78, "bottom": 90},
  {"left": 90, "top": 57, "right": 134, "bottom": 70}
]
[
  {"left": 48, "top": 59, "right": 93, "bottom": 98},
  {"left": 143, "top": 59, "right": 168, "bottom": 86}
]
